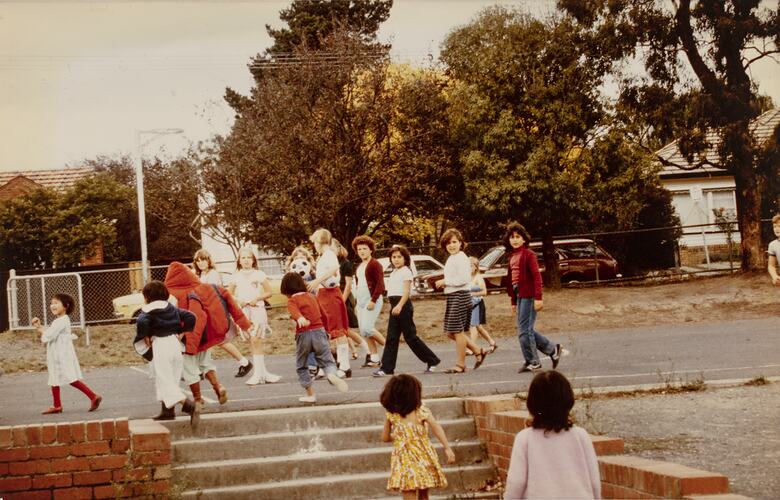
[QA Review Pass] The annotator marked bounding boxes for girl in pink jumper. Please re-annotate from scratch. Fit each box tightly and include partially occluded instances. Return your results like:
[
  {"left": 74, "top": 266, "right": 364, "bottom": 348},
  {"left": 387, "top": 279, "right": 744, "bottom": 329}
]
[{"left": 505, "top": 371, "right": 601, "bottom": 499}]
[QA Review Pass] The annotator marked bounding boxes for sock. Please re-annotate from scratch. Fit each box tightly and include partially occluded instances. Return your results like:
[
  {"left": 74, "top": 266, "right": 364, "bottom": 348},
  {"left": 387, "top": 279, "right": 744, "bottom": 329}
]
[
  {"left": 51, "top": 386, "right": 61, "bottom": 408},
  {"left": 239, "top": 357, "right": 249, "bottom": 367},
  {"left": 370, "top": 353, "right": 380, "bottom": 363},
  {"left": 337, "top": 344, "right": 351, "bottom": 371},
  {"left": 70, "top": 380, "right": 97, "bottom": 401},
  {"left": 253, "top": 354, "right": 267, "bottom": 376}
]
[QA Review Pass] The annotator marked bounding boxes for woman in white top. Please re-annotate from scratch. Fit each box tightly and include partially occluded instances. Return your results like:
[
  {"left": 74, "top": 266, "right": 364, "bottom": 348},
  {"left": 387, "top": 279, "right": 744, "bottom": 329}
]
[
  {"left": 434, "top": 229, "right": 490, "bottom": 374},
  {"left": 192, "top": 249, "right": 252, "bottom": 378}
]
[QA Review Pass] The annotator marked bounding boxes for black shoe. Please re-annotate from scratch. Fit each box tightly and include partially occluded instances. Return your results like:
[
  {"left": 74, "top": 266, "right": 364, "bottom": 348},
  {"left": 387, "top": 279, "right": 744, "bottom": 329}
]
[
  {"left": 361, "top": 354, "right": 371, "bottom": 367},
  {"left": 152, "top": 402, "right": 175, "bottom": 421},
  {"left": 181, "top": 398, "right": 200, "bottom": 431},
  {"left": 338, "top": 368, "right": 352, "bottom": 379},
  {"left": 235, "top": 361, "right": 253, "bottom": 378},
  {"left": 551, "top": 344, "right": 562, "bottom": 370}
]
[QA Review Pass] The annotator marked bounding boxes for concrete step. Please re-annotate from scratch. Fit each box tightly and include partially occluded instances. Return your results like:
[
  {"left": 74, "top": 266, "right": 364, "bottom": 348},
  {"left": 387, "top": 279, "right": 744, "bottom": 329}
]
[
  {"left": 174, "top": 440, "right": 487, "bottom": 489},
  {"left": 161, "top": 397, "right": 466, "bottom": 440},
  {"left": 179, "top": 463, "right": 497, "bottom": 500},
  {"left": 173, "top": 417, "right": 477, "bottom": 463}
]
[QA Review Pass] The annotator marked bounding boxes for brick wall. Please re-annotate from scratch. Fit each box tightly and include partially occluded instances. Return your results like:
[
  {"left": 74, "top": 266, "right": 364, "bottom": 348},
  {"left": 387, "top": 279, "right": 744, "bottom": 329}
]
[
  {"left": 464, "top": 395, "right": 742, "bottom": 499},
  {"left": 0, "top": 419, "right": 171, "bottom": 499}
]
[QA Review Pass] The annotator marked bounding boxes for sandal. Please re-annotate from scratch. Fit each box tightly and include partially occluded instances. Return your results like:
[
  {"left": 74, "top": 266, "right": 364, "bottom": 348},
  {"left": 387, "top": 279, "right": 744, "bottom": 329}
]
[
  {"left": 473, "top": 349, "right": 488, "bottom": 370},
  {"left": 486, "top": 343, "right": 498, "bottom": 354},
  {"left": 444, "top": 364, "right": 466, "bottom": 374}
]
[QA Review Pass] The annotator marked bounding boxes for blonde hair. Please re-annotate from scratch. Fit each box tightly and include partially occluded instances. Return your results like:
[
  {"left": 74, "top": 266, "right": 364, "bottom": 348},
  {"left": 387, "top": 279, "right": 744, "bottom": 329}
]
[
  {"left": 309, "top": 228, "right": 332, "bottom": 253},
  {"left": 469, "top": 256, "right": 480, "bottom": 276},
  {"left": 332, "top": 238, "right": 348, "bottom": 259},
  {"left": 236, "top": 246, "right": 258, "bottom": 271},
  {"left": 192, "top": 249, "right": 215, "bottom": 277}
]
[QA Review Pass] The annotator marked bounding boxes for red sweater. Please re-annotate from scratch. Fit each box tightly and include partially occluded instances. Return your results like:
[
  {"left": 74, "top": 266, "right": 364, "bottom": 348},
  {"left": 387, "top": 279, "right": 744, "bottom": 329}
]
[
  {"left": 357, "top": 258, "right": 385, "bottom": 302},
  {"left": 505, "top": 246, "right": 543, "bottom": 303},
  {"left": 287, "top": 292, "right": 328, "bottom": 335}
]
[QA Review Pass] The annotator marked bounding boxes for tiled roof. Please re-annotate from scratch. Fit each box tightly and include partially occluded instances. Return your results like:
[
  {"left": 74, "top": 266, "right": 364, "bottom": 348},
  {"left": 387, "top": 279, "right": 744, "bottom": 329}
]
[
  {"left": 0, "top": 167, "right": 95, "bottom": 191},
  {"left": 656, "top": 108, "right": 780, "bottom": 178}
]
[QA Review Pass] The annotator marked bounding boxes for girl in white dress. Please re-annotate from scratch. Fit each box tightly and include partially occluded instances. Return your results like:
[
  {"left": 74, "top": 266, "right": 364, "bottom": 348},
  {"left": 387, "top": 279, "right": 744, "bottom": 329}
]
[{"left": 32, "top": 293, "right": 101, "bottom": 414}]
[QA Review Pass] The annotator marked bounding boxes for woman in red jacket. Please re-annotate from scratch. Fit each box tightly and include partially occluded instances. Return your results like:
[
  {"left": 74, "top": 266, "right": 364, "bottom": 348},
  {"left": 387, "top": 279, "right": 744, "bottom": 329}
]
[
  {"left": 351, "top": 235, "right": 387, "bottom": 369},
  {"left": 504, "top": 222, "right": 562, "bottom": 373}
]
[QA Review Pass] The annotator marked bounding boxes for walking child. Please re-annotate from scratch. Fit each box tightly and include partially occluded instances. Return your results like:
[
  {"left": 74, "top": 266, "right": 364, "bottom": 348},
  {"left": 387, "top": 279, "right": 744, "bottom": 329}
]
[
  {"left": 505, "top": 370, "right": 601, "bottom": 499},
  {"left": 32, "top": 293, "right": 102, "bottom": 415},
  {"left": 228, "top": 246, "right": 281, "bottom": 385},
  {"left": 351, "top": 235, "right": 387, "bottom": 369},
  {"left": 373, "top": 245, "right": 440, "bottom": 377},
  {"left": 504, "top": 222, "right": 562, "bottom": 372},
  {"left": 334, "top": 239, "right": 368, "bottom": 360},
  {"left": 434, "top": 229, "right": 489, "bottom": 374},
  {"left": 767, "top": 214, "right": 780, "bottom": 285},
  {"left": 281, "top": 272, "right": 349, "bottom": 403},
  {"left": 192, "top": 248, "right": 253, "bottom": 378},
  {"left": 380, "top": 374, "right": 455, "bottom": 499},
  {"left": 133, "top": 281, "right": 199, "bottom": 427},
  {"left": 469, "top": 256, "right": 497, "bottom": 354}
]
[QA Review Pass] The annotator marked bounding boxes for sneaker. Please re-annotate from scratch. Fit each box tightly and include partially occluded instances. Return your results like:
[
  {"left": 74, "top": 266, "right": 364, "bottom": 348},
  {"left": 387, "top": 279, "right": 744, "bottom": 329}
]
[
  {"left": 308, "top": 367, "right": 319, "bottom": 378},
  {"left": 245, "top": 373, "right": 265, "bottom": 386},
  {"left": 518, "top": 362, "right": 542, "bottom": 373},
  {"left": 551, "top": 344, "right": 562, "bottom": 369},
  {"left": 235, "top": 361, "right": 253, "bottom": 378},
  {"left": 264, "top": 372, "right": 282, "bottom": 384},
  {"left": 336, "top": 368, "right": 352, "bottom": 379},
  {"left": 326, "top": 372, "right": 349, "bottom": 392},
  {"left": 299, "top": 395, "right": 317, "bottom": 403},
  {"left": 372, "top": 369, "right": 389, "bottom": 377},
  {"left": 361, "top": 354, "right": 372, "bottom": 368}
]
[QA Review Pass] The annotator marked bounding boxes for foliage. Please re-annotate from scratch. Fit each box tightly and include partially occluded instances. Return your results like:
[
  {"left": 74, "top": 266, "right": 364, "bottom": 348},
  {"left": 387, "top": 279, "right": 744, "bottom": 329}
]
[
  {"left": 560, "top": 0, "right": 780, "bottom": 270},
  {"left": 0, "top": 188, "right": 59, "bottom": 269}
]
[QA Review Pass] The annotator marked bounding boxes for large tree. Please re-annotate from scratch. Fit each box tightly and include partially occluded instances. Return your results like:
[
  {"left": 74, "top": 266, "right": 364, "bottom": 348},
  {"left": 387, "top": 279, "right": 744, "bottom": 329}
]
[{"left": 560, "top": 0, "right": 780, "bottom": 270}]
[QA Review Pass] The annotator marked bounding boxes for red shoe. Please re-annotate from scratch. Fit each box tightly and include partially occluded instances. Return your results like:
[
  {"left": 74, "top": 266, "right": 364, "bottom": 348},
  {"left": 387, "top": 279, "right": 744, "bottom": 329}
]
[
  {"left": 42, "top": 406, "right": 62, "bottom": 415},
  {"left": 89, "top": 395, "right": 102, "bottom": 412}
]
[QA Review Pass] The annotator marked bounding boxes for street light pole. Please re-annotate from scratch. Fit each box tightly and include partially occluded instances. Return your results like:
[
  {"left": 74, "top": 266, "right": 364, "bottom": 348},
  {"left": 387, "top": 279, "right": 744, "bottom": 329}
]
[{"left": 135, "top": 128, "right": 184, "bottom": 285}]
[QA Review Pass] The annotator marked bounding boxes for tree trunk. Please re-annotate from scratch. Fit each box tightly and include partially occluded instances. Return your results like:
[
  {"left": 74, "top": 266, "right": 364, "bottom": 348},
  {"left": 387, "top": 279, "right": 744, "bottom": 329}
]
[
  {"left": 541, "top": 232, "right": 561, "bottom": 289},
  {"left": 733, "top": 166, "right": 765, "bottom": 270}
]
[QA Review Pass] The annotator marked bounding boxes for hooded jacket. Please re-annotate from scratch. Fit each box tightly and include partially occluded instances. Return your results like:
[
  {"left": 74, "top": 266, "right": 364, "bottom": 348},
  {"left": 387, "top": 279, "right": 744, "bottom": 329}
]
[
  {"left": 164, "top": 262, "right": 252, "bottom": 354},
  {"left": 133, "top": 300, "right": 195, "bottom": 345}
]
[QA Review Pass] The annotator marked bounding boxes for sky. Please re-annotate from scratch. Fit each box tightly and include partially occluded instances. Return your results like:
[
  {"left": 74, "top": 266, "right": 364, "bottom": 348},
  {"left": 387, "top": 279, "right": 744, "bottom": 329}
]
[{"left": 0, "top": 0, "right": 778, "bottom": 173}]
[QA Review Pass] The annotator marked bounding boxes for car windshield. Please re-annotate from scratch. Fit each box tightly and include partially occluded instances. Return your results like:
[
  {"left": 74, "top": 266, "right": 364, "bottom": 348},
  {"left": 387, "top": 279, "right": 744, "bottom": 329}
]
[
  {"left": 479, "top": 247, "right": 504, "bottom": 268},
  {"left": 413, "top": 259, "right": 441, "bottom": 272}
]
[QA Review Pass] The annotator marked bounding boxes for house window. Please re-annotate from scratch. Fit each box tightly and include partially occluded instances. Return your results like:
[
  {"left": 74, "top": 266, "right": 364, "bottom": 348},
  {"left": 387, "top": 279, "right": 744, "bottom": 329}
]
[{"left": 707, "top": 189, "right": 737, "bottom": 223}]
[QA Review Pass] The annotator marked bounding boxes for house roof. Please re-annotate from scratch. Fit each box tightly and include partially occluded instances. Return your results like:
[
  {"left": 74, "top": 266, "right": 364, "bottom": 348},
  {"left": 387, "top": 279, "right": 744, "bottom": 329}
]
[
  {"left": 0, "top": 167, "right": 95, "bottom": 192},
  {"left": 656, "top": 108, "right": 780, "bottom": 178}
]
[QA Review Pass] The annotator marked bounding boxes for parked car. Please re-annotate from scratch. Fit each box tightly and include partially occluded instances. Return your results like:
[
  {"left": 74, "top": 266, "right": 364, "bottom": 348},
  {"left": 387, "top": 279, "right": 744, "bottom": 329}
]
[
  {"left": 413, "top": 239, "right": 621, "bottom": 293},
  {"left": 376, "top": 254, "right": 446, "bottom": 295}
]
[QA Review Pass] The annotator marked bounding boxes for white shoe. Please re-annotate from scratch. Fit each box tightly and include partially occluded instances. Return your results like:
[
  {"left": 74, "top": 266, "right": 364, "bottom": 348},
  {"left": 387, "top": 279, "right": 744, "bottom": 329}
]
[
  {"left": 327, "top": 372, "right": 349, "bottom": 392},
  {"left": 299, "top": 395, "right": 317, "bottom": 403},
  {"left": 245, "top": 373, "right": 266, "bottom": 386},
  {"left": 264, "top": 372, "right": 282, "bottom": 384}
]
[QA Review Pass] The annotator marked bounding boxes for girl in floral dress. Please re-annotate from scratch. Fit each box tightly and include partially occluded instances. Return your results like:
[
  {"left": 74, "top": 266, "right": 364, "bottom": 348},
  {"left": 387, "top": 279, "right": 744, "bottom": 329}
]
[{"left": 380, "top": 374, "right": 455, "bottom": 499}]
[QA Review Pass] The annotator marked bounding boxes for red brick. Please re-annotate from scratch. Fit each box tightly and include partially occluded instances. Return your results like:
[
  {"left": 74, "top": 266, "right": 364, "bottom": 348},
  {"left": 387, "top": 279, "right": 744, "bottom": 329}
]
[
  {"left": 9, "top": 459, "right": 51, "bottom": 475},
  {"left": 93, "top": 484, "right": 132, "bottom": 499},
  {"left": 131, "top": 431, "right": 170, "bottom": 452},
  {"left": 52, "top": 487, "right": 92, "bottom": 500},
  {"left": 131, "top": 450, "right": 170, "bottom": 467},
  {"left": 69, "top": 423, "right": 85, "bottom": 443},
  {"left": 463, "top": 394, "right": 521, "bottom": 416},
  {"left": 85, "top": 421, "right": 101, "bottom": 441},
  {"left": 591, "top": 435, "right": 625, "bottom": 456},
  {"left": 5, "top": 491, "right": 53, "bottom": 500},
  {"left": 0, "top": 462, "right": 8, "bottom": 474},
  {"left": 30, "top": 444, "right": 70, "bottom": 459},
  {"left": 110, "top": 438, "right": 130, "bottom": 453},
  {"left": 112, "top": 467, "right": 151, "bottom": 482},
  {"left": 70, "top": 441, "right": 110, "bottom": 456},
  {"left": 50, "top": 457, "right": 90, "bottom": 473},
  {"left": 12, "top": 425, "right": 28, "bottom": 446},
  {"left": 152, "top": 479, "right": 170, "bottom": 493},
  {"left": 89, "top": 454, "right": 127, "bottom": 470},
  {"left": 56, "top": 423, "right": 71, "bottom": 444},
  {"left": 32, "top": 472, "right": 73, "bottom": 489},
  {"left": 100, "top": 420, "right": 115, "bottom": 440},
  {"left": 0, "top": 475, "right": 33, "bottom": 491},
  {"left": 0, "top": 447, "right": 30, "bottom": 462},
  {"left": 601, "top": 482, "right": 658, "bottom": 499},
  {"left": 115, "top": 419, "right": 129, "bottom": 439},
  {"left": 72, "top": 469, "right": 112, "bottom": 486},
  {"left": 41, "top": 424, "right": 57, "bottom": 444},
  {"left": 26, "top": 425, "right": 42, "bottom": 446},
  {"left": 0, "top": 425, "right": 12, "bottom": 447}
]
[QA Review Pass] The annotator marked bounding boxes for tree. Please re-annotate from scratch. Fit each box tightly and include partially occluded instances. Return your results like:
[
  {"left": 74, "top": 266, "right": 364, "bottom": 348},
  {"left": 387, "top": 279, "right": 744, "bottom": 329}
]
[
  {"left": 560, "top": 0, "right": 780, "bottom": 270},
  {"left": 0, "top": 188, "right": 59, "bottom": 270}
]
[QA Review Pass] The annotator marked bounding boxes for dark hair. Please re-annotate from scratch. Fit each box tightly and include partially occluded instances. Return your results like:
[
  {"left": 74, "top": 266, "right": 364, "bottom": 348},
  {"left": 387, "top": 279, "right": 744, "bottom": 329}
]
[
  {"left": 142, "top": 281, "right": 169, "bottom": 304},
  {"left": 52, "top": 293, "right": 75, "bottom": 315},
  {"left": 503, "top": 222, "right": 532, "bottom": 251},
  {"left": 280, "top": 272, "right": 307, "bottom": 296},
  {"left": 389, "top": 244, "right": 411, "bottom": 268},
  {"left": 439, "top": 228, "right": 467, "bottom": 251},
  {"left": 526, "top": 370, "right": 574, "bottom": 433},
  {"left": 352, "top": 235, "right": 376, "bottom": 253},
  {"left": 380, "top": 374, "right": 422, "bottom": 417}
]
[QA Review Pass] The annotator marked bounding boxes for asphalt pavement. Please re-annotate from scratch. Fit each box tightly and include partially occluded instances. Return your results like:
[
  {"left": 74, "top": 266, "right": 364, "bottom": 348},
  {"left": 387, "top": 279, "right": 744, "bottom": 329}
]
[{"left": 1, "top": 316, "right": 779, "bottom": 426}]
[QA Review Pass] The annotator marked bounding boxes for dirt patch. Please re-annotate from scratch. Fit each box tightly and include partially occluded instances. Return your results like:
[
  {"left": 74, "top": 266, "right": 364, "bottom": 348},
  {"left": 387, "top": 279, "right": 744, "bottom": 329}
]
[{"left": 1, "top": 271, "right": 776, "bottom": 374}]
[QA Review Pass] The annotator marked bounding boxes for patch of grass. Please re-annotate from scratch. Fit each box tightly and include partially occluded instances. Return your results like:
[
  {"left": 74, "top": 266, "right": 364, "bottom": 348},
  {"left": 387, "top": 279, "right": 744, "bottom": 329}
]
[{"left": 745, "top": 375, "right": 770, "bottom": 386}]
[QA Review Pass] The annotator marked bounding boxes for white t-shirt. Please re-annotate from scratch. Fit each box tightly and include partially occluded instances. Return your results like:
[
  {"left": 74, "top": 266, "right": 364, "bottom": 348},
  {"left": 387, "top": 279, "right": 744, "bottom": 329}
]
[
  {"left": 386, "top": 266, "right": 413, "bottom": 297},
  {"left": 316, "top": 248, "right": 340, "bottom": 288},
  {"left": 231, "top": 269, "right": 268, "bottom": 302},
  {"left": 768, "top": 239, "right": 780, "bottom": 258},
  {"left": 199, "top": 269, "right": 222, "bottom": 286},
  {"left": 443, "top": 251, "right": 471, "bottom": 294}
]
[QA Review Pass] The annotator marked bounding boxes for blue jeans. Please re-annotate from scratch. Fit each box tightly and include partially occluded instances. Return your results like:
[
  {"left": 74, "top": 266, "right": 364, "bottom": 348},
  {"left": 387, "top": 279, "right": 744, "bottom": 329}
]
[
  {"left": 517, "top": 297, "right": 554, "bottom": 365},
  {"left": 296, "top": 328, "right": 337, "bottom": 389}
]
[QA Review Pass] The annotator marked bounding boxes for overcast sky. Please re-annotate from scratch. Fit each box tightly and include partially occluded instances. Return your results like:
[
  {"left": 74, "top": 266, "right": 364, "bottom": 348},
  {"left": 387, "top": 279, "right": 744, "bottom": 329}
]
[{"left": 1, "top": 0, "right": 778, "bottom": 172}]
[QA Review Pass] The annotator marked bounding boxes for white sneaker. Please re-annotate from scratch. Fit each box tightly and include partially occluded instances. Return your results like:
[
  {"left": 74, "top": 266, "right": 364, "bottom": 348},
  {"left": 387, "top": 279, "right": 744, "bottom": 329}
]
[
  {"left": 326, "top": 372, "right": 349, "bottom": 392},
  {"left": 264, "top": 372, "right": 282, "bottom": 384},
  {"left": 245, "top": 373, "right": 265, "bottom": 386},
  {"left": 299, "top": 395, "right": 317, "bottom": 403}
]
